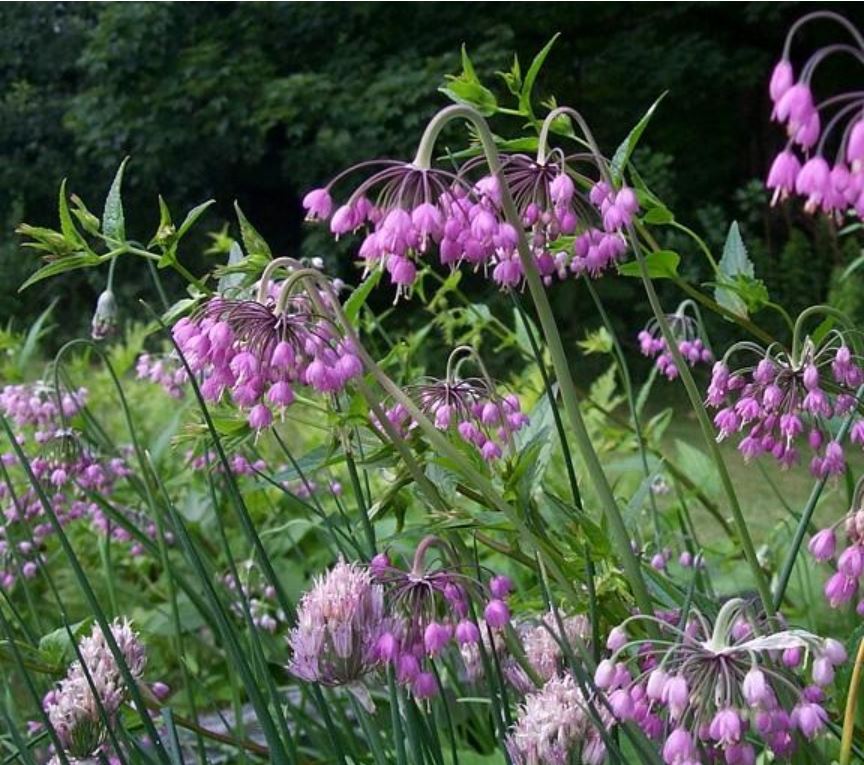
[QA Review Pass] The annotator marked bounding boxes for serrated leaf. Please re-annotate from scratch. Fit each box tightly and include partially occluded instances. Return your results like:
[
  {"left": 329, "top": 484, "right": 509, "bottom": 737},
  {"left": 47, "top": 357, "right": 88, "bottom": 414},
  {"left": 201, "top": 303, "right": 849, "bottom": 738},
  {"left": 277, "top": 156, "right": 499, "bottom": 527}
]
[
  {"left": 39, "top": 619, "right": 93, "bottom": 666},
  {"left": 19, "top": 253, "right": 102, "bottom": 291},
  {"left": 234, "top": 202, "right": 272, "bottom": 260},
  {"left": 102, "top": 157, "right": 129, "bottom": 242},
  {"left": 715, "top": 221, "right": 755, "bottom": 318},
  {"left": 618, "top": 249, "right": 680, "bottom": 279},
  {"left": 439, "top": 44, "right": 497, "bottom": 116},
  {"left": 344, "top": 269, "right": 382, "bottom": 325},
  {"left": 577, "top": 326, "right": 614, "bottom": 355},
  {"left": 610, "top": 92, "right": 667, "bottom": 183},
  {"left": 497, "top": 54, "right": 522, "bottom": 96},
  {"left": 520, "top": 34, "right": 560, "bottom": 118}
]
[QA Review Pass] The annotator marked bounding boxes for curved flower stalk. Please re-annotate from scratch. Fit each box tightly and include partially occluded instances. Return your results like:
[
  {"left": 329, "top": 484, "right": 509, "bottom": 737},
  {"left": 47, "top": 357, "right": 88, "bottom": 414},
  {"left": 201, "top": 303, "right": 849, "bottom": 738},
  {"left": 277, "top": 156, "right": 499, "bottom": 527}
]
[
  {"left": 43, "top": 619, "right": 147, "bottom": 761},
  {"left": 594, "top": 599, "right": 844, "bottom": 763},
  {"left": 767, "top": 12, "right": 864, "bottom": 217},
  {"left": 377, "top": 345, "right": 529, "bottom": 462},
  {"left": 707, "top": 324, "right": 863, "bottom": 476},
  {"left": 287, "top": 558, "right": 393, "bottom": 711},
  {"left": 638, "top": 301, "right": 713, "bottom": 381},
  {"left": 302, "top": 116, "right": 638, "bottom": 297},
  {"left": 506, "top": 672, "right": 612, "bottom": 765},
  {"left": 371, "top": 536, "right": 513, "bottom": 699},
  {"left": 171, "top": 258, "right": 362, "bottom": 432}
]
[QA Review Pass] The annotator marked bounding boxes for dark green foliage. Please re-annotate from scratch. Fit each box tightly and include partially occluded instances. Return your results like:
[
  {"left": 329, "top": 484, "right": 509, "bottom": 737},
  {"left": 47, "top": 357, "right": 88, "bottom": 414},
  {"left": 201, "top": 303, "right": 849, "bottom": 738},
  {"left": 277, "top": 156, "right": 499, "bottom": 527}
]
[{"left": 2, "top": 2, "right": 864, "bottom": 342}]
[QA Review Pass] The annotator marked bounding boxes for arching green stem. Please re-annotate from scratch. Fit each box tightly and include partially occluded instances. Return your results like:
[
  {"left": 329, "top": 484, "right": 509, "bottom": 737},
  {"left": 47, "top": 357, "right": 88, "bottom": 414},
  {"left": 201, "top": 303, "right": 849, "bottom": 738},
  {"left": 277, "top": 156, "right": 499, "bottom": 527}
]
[{"left": 415, "top": 104, "right": 654, "bottom": 617}]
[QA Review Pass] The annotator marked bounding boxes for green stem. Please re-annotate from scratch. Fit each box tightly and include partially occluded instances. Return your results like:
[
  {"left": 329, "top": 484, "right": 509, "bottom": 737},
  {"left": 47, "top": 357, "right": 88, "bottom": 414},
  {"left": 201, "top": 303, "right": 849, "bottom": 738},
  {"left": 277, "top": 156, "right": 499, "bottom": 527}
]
[{"left": 416, "top": 104, "right": 653, "bottom": 617}]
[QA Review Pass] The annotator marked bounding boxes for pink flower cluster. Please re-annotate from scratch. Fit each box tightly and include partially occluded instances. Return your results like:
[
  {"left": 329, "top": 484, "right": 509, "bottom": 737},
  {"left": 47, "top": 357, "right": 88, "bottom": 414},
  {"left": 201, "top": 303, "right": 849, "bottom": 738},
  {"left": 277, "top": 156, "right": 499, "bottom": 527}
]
[
  {"left": 766, "top": 18, "right": 864, "bottom": 217},
  {"left": 43, "top": 619, "right": 146, "bottom": 760},
  {"left": 707, "top": 337, "right": 863, "bottom": 476},
  {"left": 809, "top": 496, "right": 864, "bottom": 610},
  {"left": 378, "top": 374, "right": 529, "bottom": 462},
  {"left": 303, "top": 154, "right": 638, "bottom": 298},
  {"left": 223, "top": 559, "right": 286, "bottom": 633},
  {"left": 594, "top": 599, "right": 842, "bottom": 765},
  {"left": 172, "top": 291, "right": 362, "bottom": 433},
  {"left": 135, "top": 352, "right": 187, "bottom": 398},
  {"left": 370, "top": 538, "right": 513, "bottom": 700},
  {"left": 638, "top": 312, "right": 713, "bottom": 381}
]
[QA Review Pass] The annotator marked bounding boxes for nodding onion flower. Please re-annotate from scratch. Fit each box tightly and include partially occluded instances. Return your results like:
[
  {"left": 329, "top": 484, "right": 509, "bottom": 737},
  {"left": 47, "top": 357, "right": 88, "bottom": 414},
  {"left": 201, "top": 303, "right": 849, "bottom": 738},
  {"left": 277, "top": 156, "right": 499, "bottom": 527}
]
[
  {"left": 809, "top": 476, "right": 864, "bottom": 611},
  {"left": 371, "top": 536, "right": 513, "bottom": 699},
  {"left": 375, "top": 345, "right": 528, "bottom": 462},
  {"left": 301, "top": 113, "right": 638, "bottom": 298},
  {"left": 594, "top": 599, "right": 844, "bottom": 764},
  {"left": 171, "top": 260, "right": 362, "bottom": 433},
  {"left": 706, "top": 327, "right": 863, "bottom": 476},
  {"left": 767, "top": 12, "right": 864, "bottom": 218},
  {"left": 638, "top": 301, "right": 713, "bottom": 381}
]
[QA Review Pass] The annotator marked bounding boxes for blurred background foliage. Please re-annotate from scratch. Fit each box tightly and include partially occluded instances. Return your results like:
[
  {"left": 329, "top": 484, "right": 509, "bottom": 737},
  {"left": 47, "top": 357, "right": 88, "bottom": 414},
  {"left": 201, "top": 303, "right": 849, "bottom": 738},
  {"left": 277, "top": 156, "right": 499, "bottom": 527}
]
[{"left": 1, "top": 1, "right": 863, "bottom": 352}]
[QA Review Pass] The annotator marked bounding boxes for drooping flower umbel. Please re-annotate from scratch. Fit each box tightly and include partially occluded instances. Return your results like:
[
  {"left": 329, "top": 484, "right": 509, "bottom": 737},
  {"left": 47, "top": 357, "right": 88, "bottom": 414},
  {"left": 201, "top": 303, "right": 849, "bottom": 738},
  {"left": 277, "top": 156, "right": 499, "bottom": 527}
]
[
  {"left": 223, "top": 558, "right": 286, "bottom": 634},
  {"left": 706, "top": 328, "right": 863, "bottom": 476},
  {"left": 809, "top": 476, "right": 864, "bottom": 611},
  {"left": 287, "top": 559, "right": 391, "bottom": 709},
  {"left": 506, "top": 673, "right": 611, "bottom": 765},
  {"left": 172, "top": 265, "right": 362, "bottom": 432},
  {"left": 766, "top": 12, "right": 864, "bottom": 218},
  {"left": 638, "top": 301, "right": 713, "bottom": 381},
  {"left": 43, "top": 619, "right": 146, "bottom": 760},
  {"left": 376, "top": 345, "right": 528, "bottom": 462},
  {"left": 302, "top": 120, "right": 638, "bottom": 297},
  {"left": 593, "top": 599, "right": 843, "bottom": 763},
  {"left": 371, "top": 536, "right": 513, "bottom": 699}
]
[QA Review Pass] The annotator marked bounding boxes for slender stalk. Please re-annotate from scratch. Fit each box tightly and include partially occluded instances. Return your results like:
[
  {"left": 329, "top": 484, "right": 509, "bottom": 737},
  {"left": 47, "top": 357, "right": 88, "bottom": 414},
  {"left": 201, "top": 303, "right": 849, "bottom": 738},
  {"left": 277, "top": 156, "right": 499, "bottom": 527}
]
[
  {"left": 414, "top": 104, "right": 653, "bottom": 616},
  {"left": 841, "top": 636, "right": 864, "bottom": 765}
]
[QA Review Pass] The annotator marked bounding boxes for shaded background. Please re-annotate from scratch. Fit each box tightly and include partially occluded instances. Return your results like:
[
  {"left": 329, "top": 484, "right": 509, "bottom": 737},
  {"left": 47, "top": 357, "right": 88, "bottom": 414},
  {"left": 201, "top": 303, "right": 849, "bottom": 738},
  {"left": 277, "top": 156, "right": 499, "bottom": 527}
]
[{"left": 1, "top": 1, "right": 863, "bottom": 352}]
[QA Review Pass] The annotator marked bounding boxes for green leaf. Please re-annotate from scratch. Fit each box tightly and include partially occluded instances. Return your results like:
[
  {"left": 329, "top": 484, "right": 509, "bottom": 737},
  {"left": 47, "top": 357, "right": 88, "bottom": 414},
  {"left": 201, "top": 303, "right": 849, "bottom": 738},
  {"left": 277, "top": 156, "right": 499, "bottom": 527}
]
[
  {"left": 715, "top": 221, "right": 756, "bottom": 318},
  {"left": 38, "top": 619, "right": 93, "bottom": 666},
  {"left": 217, "top": 241, "right": 246, "bottom": 294},
  {"left": 58, "top": 179, "right": 82, "bottom": 244},
  {"left": 643, "top": 205, "right": 675, "bottom": 225},
  {"left": 234, "top": 202, "right": 272, "bottom": 260},
  {"left": 177, "top": 199, "right": 215, "bottom": 240},
  {"left": 18, "top": 300, "right": 56, "bottom": 372},
  {"left": 520, "top": 34, "right": 560, "bottom": 118},
  {"left": 19, "top": 253, "right": 102, "bottom": 291},
  {"left": 344, "top": 270, "right": 382, "bottom": 324},
  {"left": 497, "top": 54, "right": 522, "bottom": 96},
  {"left": 610, "top": 92, "right": 667, "bottom": 183},
  {"left": 439, "top": 44, "right": 497, "bottom": 116},
  {"left": 618, "top": 249, "right": 680, "bottom": 279},
  {"left": 842, "top": 251, "right": 864, "bottom": 280},
  {"left": 102, "top": 157, "right": 129, "bottom": 242},
  {"left": 576, "top": 326, "right": 614, "bottom": 355}
]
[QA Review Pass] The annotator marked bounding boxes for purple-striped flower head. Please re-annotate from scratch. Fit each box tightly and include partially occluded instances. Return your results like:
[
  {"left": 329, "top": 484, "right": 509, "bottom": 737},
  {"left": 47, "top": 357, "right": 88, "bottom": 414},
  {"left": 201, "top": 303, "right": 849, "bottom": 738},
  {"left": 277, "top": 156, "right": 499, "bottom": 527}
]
[
  {"left": 597, "top": 599, "right": 840, "bottom": 762},
  {"left": 223, "top": 558, "right": 286, "bottom": 634},
  {"left": 506, "top": 673, "right": 611, "bottom": 765},
  {"left": 376, "top": 346, "right": 528, "bottom": 462},
  {"left": 44, "top": 619, "right": 146, "bottom": 759},
  {"left": 172, "top": 267, "right": 362, "bottom": 434},
  {"left": 706, "top": 328, "right": 863, "bottom": 476},
  {"left": 372, "top": 535, "right": 512, "bottom": 698},
  {"left": 766, "top": 15, "right": 864, "bottom": 219},
  {"left": 302, "top": 136, "right": 639, "bottom": 298},
  {"left": 638, "top": 302, "right": 713, "bottom": 381},
  {"left": 287, "top": 559, "right": 391, "bottom": 707}
]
